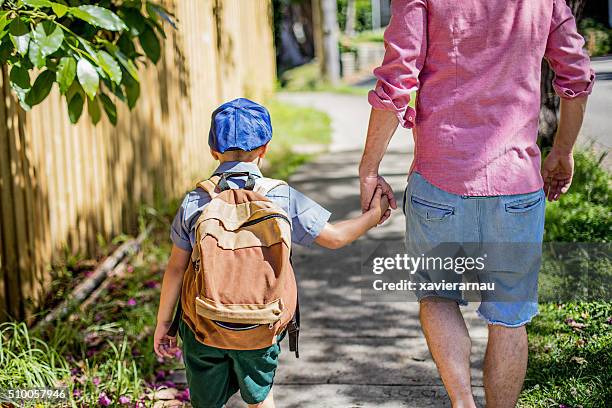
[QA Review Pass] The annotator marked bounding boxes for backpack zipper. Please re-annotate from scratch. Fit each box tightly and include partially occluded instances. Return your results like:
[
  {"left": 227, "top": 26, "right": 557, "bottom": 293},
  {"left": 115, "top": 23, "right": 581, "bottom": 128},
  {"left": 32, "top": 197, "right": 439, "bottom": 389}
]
[{"left": 242, "top": 214, "right": 290, "bottom": 228}]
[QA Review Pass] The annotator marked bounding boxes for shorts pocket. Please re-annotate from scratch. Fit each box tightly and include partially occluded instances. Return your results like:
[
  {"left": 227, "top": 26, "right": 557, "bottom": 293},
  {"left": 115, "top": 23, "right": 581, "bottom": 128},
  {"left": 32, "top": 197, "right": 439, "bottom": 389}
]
[
  {"left": 411, "top": 195, "right": 454, "bottom": 221},
  {"left": 504, "top": 192, "right": 543, "bottom": 214}
]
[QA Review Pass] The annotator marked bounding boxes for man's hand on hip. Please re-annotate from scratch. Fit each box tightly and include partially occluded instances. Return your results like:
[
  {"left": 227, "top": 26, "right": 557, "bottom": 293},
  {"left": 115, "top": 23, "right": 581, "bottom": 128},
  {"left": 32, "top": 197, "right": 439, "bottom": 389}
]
[
  {"left": 542, "top": 148, "right": 574, "bottom": 201},
  {"left": 360, "top": 174, "right": 397, "bottom": 224}
]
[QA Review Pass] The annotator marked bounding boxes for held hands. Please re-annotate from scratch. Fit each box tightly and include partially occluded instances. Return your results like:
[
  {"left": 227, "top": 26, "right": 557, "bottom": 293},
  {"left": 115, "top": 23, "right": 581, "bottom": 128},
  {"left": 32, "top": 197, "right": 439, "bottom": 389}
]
[
  {"left": 367, "top": 186, "right": 391, "bottom": 225},
  {"left": 153, "top": 321, "right": 181, "bottom": 360},
  {"left": 542, "top": 148, "right": 574, "bottom": 202},
  {"left": 361, "top": 174, "right": 396, "bottom": 224}
]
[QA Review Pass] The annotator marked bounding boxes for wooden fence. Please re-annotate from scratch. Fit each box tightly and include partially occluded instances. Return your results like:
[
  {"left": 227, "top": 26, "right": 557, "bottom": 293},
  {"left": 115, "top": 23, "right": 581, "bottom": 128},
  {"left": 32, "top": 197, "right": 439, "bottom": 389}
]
[{"left": 0, "top": 0, "right": 276, "bottom": 321}]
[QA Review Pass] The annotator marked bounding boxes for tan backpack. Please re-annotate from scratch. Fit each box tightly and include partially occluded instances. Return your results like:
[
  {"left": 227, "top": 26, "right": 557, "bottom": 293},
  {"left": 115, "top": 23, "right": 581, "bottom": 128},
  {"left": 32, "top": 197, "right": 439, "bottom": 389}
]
[{"left": 168, "top": 172, "right": 300, "bottom": 356}]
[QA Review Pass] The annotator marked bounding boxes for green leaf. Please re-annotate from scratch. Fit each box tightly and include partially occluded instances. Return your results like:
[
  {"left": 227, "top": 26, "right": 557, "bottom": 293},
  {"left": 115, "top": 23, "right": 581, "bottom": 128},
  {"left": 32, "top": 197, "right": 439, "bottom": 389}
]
[
  {"left": 9, "top": 64, "right": 30, "bottom": 89},
  {"left": 28, "top": 40, "right": 44, "bottom": 67},
  {"left": 10, "top": 32, "right": 29, "bottom": 55},
  {"left": 139, "top": 25, "right": 160, "bottom": 63},
  {"left": 32, "top": 22, "right": 64, "bottom": 56},
  {"left": 9, "top": 18, "right": 28, "bottom": 36},
  {"left": 103, "top": 41, "right": 139, "bottom": 80},
  {"left": 51, "top": 3, "right": 68, "bottom": 17},
  {"left": 87, "top": 95, "right": 101, "bottom": 125},
  {"left": 76, "top": 58, "right": 99, "bottom": 99},
  {"left": 25, "top": 69, "right": 55, "bottom": 106},
  {"left": 67, "top": 92, "right": 84, "bottom": 123},
  {"left": 70, "top": 5, "right": 127, "bottom": 31},
  {"left": 123, "top": 74, "right": 140, "bottom": 110},
  {"left": 21, "top": 0, "right": 53, "bottom": 7},
  {"left": 57, "top": 56, "right": 76, "bottom": 93},
  {"left": 0, "top": 38, "right": 13, "bottom": 62},
  {"left": 0, "top": 12, "right": 11, "bottom": 37},
  {"left": 120, "top": 8, "right": 146, "bottom": 35},
  {"left": 9, "top": 65, "right": 31, "bottom": 109},
  {"left": 99, "top": 93, "right": 117, "bottom": 125},
  {"left": 97, "top": 50, "right": 122, "bottom": 85},
  {"left": 117, "top": 32, "right": 136, "bottom": 58}
]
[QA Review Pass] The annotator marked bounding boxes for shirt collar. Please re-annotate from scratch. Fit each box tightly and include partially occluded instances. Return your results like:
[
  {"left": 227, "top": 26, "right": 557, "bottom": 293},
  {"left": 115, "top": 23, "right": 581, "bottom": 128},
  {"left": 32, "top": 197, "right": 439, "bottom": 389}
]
[{"left": 213, "top": 161, "right": 263, "bottom": 178}]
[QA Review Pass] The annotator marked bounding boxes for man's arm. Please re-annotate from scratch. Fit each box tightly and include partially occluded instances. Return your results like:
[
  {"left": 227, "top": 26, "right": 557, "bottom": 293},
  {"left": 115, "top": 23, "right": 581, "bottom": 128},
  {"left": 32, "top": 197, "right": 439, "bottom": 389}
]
[
  {"left": 154, "top": 244, "right": 191, "bottom": 358},
  {"left": 542, "top": 96, "right": 588, "bottom": 201},
  {"left": 360, "top": 0, "right": 427, "bottom": 219},
  {"left": 316, "top": 188, "right": 389, "bottom": 249},
  {"left": 359, "top": 109, "right": 399, "bottom": 220}
]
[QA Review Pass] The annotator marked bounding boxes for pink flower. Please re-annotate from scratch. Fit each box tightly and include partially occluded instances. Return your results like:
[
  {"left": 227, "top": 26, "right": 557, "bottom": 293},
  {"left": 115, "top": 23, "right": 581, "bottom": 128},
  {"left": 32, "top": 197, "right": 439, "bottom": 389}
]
[
  {"left": 92, "top": 377, "right": 101, "bottom": 386},
  {"left": 73, "top": 388, "right": 81, "bottom": 398},
  {"left": 119, "top": 395, "right": 131, "bottom": 404},
  {"left": 176, "top": 389, "right": 190, "bottom": 402},
  {"left": 127, "top": 265, "right": 134, "bottom": 273},
  {"left": 127, "top": 298, "right": 137, "bottom": 306},
  {"left": 98, "top": 392, "right": 111, "bottom": 406},
  {"left": 144, "top": 280, "right": 159, "bottom": 289},
  {"left": 174, "top": 349, "right": 183, "bottom": 359}
]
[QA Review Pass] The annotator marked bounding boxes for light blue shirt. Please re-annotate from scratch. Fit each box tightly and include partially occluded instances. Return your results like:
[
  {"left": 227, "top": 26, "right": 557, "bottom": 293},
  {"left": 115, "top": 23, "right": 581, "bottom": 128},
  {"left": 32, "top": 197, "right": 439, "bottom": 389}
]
[{"left": 170, "top": 161, "right": 331, "bottom": 251}]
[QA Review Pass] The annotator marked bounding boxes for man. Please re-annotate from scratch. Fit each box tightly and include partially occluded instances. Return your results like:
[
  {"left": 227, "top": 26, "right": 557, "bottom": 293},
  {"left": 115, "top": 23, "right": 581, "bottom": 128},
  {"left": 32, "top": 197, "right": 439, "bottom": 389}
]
[{"left": 359, "top": 1, "right": 593, "bottom": 407}]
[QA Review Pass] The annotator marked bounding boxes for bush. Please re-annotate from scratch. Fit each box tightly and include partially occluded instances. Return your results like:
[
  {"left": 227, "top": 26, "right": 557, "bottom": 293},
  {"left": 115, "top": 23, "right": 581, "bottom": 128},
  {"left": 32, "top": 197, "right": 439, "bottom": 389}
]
[
  {"left": 579, "top": 18, "right": 612, "bottom": 57},
  {"left": 544, "top": 150, "right": 611, "bottom": 243},
  {"left": 337, "top": 0, "right": 373, "bottom": 34}
]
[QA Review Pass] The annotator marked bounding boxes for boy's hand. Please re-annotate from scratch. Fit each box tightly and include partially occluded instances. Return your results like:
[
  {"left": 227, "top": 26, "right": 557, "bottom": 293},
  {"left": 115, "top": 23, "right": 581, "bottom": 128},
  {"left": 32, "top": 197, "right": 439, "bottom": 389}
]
[
  {"left": 154, "top": 321, "right": 180, "bottom": 359},
  {"left": 367, "top": 187, "right": 391, "bottom": 225}
]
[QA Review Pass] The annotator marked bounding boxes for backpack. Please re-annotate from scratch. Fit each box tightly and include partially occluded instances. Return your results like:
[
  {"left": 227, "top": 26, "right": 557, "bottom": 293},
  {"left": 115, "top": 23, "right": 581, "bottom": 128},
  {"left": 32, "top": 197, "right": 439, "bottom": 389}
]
[{"left": 168, "top": 172, "right": 300, "bottom": 356}]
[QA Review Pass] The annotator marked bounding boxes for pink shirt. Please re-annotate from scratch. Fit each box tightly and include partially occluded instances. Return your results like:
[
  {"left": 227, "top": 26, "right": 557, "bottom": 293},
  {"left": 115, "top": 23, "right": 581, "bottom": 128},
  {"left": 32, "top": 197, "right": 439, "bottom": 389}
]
[{"left": 369, "top": 0, "right": 594, "bottom": 196}]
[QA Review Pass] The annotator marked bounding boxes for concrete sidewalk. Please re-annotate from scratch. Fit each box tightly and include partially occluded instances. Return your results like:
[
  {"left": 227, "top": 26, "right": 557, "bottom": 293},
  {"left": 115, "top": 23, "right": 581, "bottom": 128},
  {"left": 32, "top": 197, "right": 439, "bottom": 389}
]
[{"left": 225, "top": 93, "right": 488, "bottom": 407}]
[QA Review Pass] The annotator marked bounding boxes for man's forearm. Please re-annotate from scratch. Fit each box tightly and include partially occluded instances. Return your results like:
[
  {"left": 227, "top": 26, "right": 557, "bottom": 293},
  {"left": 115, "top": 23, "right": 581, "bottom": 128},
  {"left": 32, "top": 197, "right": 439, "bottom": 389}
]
[
  {"left": 553, "top": 96, "right": 588, "bottom": 154},
  {"left": 359, "top": 108, "right": 400, "bottom": 176}
]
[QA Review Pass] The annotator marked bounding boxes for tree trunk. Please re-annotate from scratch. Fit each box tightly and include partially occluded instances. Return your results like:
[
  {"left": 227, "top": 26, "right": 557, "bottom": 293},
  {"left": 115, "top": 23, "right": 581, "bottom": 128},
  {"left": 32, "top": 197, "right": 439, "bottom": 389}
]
[
  {"left": 312, "top": 0, "right": 341, "bottom": 84},
  {"left": 345, "top": 0, "right": 357, "bottom": 37},
  {"left": 539, "top": 0, "right": 587, "bottom": 148}
]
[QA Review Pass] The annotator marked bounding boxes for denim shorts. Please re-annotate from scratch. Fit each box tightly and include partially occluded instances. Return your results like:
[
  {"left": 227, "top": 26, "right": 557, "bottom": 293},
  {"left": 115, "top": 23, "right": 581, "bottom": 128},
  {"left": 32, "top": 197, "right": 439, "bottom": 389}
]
[{"left": 404, "top": 172, "right": 545, "bottom": 327}]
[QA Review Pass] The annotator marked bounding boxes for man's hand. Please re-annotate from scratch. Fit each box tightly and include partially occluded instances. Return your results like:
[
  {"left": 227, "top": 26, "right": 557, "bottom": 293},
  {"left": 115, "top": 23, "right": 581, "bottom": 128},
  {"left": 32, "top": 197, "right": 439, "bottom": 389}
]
[
  {"left": 542, "top": 148, "right": 574, "bottom": 201},
  {"left": 154, "top": 321, "right": 181, "bottom": 359},
  {"left": 360, "top": 174, "right": 397, "bottom": 224}
]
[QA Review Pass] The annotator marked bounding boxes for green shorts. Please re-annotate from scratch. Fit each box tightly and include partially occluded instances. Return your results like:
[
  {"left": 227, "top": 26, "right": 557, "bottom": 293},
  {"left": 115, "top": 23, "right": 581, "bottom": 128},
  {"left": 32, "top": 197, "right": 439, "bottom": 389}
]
[{"left": 179, "top": 321, "right": 281, "bottom": 408}]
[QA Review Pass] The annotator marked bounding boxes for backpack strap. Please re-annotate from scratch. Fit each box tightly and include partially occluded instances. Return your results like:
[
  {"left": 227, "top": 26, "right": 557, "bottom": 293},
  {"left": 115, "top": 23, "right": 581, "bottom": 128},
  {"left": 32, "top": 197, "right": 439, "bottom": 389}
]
[
  {"left": 254, "top": 178, "right": 287, "bottom": 196},
  {"left": 197, "top": 175, "right": 221, "bottom": 198}
]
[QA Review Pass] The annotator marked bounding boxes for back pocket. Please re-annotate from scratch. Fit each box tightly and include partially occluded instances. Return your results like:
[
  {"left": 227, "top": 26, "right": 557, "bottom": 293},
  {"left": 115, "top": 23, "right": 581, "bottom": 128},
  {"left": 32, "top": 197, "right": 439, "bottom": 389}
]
[
  {"left": 504, "top": 192, "right": 543, "bottom": 214},
  {"left": 411, "top": 196, "right": 454, "bottom": 221}
]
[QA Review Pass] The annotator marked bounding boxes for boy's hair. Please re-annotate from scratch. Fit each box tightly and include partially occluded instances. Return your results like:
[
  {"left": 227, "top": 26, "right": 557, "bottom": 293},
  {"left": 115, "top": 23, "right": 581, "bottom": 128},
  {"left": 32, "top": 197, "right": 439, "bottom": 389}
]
[{"left": 216, "top": 147, "right": 262, "bottom": 162}]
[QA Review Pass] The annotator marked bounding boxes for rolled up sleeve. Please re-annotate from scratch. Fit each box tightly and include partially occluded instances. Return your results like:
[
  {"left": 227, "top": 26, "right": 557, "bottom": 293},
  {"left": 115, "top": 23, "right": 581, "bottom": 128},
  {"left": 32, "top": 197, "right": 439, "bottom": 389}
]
[
  {"left": 545, "top": 0, "right": 595, "bottom": 99},
  {"left": 368, "top": 0, "right": 427, "bottom": 128}
]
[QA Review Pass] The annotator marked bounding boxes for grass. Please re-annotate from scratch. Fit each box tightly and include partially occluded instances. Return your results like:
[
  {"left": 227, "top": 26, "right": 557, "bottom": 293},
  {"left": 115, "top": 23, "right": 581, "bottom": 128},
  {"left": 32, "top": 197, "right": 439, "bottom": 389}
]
[
  {"left": 520, "top": 149, "right": 612, "bottom": 408},
  {"left": 278, "top": 61, "right": 370, "bottom": 95},
  {"left": 519, "top": 302, "right": 612, "bottom": 408},
  {"left": 264, "top": 98, "right": 332, "bottom": 179}
]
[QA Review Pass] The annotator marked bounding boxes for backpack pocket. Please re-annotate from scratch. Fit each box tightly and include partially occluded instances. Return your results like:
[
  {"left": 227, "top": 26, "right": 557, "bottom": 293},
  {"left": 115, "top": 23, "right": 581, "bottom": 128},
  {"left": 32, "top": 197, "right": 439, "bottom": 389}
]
[{"left": 195, "top": 296, "right": 283, "bottom": 325}]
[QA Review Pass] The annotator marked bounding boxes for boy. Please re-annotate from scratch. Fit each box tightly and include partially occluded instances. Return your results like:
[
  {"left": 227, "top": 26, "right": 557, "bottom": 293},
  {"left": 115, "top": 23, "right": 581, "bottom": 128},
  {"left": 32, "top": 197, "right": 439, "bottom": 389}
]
[{"left": 154, "top": 98, "right": 389, "bottom": 408}]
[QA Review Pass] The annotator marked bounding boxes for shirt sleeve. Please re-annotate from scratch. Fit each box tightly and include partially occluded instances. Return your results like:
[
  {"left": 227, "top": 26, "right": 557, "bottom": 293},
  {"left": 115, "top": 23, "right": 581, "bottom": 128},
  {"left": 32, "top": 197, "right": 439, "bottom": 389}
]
[
  {"left": 368, "top": 0, "right": 428, "bottom": 128},
  {"left": 287, "top": 186, "right": 331, "bottom": 247},
  {"left": 170, "top": 195, "right": 193, "bottom": 251},
  {"left": 545, "top": 0, "right": 595, "bottom": 99}
]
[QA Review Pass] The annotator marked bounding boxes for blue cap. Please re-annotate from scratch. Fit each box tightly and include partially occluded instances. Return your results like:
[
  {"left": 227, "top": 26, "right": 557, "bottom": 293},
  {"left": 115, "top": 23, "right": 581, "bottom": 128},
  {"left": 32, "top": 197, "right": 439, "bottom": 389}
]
[{"left": 208, "top": 98, "right": 272, "bottom": 153}]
